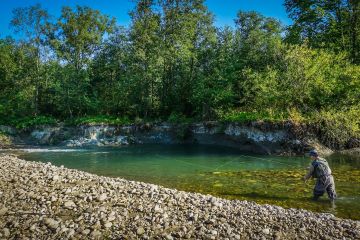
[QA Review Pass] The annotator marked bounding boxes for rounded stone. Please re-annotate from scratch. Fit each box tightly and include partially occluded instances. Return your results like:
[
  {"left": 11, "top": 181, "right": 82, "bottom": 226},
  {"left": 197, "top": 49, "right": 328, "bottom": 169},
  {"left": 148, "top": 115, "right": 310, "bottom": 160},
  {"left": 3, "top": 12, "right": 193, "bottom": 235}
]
[{"left": 137, "top": 227, "right": 145, "bottom": 235}]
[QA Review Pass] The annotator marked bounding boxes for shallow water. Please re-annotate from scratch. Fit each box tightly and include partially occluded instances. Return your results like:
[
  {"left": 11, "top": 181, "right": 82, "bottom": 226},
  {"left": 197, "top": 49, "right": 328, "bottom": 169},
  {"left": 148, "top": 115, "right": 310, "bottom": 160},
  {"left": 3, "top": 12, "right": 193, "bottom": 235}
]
[{"left": 8, "top": 144, "right": 360, "bottom": 220}]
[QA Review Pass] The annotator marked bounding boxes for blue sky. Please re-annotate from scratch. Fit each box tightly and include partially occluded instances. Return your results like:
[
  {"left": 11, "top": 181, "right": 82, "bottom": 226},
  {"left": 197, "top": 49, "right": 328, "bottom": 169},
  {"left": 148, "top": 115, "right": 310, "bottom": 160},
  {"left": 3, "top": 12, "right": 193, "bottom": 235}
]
[{"left": 0, "top": 0, "right": 291, "bottom": 38}]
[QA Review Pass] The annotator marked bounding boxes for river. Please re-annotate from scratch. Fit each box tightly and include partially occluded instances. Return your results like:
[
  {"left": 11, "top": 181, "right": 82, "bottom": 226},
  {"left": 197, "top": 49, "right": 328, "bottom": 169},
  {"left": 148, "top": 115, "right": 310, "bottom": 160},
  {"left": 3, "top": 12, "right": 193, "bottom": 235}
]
[{"left": 8, "top": 144, "right": 360, "bottom": 220}]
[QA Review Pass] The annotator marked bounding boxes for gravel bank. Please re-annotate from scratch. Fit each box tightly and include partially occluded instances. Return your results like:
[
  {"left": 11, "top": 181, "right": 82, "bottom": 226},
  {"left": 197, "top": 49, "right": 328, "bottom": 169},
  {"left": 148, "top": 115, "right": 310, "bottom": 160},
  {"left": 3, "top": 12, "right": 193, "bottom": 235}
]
[{"left": 0, "top": 154, "right": 359, "bottom": 239}]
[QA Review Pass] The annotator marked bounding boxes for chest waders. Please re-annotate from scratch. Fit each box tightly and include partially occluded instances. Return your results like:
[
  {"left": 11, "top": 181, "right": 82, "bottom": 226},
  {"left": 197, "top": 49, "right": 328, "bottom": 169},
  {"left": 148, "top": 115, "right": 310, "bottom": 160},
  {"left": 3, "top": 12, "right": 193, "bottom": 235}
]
[{"left": 312, "top": 158, "right": 336, "bottom": 201}]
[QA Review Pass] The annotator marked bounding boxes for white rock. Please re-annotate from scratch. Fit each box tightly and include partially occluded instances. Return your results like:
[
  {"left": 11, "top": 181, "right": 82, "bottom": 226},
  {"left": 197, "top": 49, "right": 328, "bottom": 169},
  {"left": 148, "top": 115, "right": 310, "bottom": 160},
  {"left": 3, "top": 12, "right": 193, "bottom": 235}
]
[
  {"left": 137, "top": 227, "right": 145, "bottom": 235},
  {"left": 0, "top": 207, "right": 8, "bottom": 216},
  {"left": 3, "top": 228, "right": 10, "bottom": 237},
  {"left": 91, "top": 230, "right": 102, "bottom": 238},
  {"left": 98, "top": 193, "right": 107, "bottom": 201},
  {"left": 67, "top": 229, "right": 75, "bottom": 238},
  {"left": 30, "top": 224, "right": 37, "bottom": 231},
  {"left": 44, "top": 218, "right": 59, "bottom": 230},
  {"left": 104, "top": 222, "right": 112, "bottom": 228},
  {"left": 64, "top": 201, "right": 76, "bottom": 209},
  {"left": 52, "top": 175, "right": 60, "bottom": 181},
  {"left": 154, "top": 205, "right": 162, "bottom": 213},
  {"left": 165, "top": 234, "right": 173, "bottom": 240}
]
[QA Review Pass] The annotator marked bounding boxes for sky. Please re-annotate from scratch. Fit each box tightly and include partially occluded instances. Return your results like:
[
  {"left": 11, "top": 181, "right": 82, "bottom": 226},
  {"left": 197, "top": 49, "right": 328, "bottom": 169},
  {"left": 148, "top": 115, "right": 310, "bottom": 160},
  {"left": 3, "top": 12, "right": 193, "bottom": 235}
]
[{"left": 0, "top": 0, "right": 291, "bottom": 38}]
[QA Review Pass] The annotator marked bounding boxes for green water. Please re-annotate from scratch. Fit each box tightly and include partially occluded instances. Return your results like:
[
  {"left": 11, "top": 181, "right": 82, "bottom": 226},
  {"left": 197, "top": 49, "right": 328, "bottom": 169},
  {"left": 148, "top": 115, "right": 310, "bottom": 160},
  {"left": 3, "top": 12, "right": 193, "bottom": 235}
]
[{"left": 12, "top": 144, "right": 360, "bottom": 220}]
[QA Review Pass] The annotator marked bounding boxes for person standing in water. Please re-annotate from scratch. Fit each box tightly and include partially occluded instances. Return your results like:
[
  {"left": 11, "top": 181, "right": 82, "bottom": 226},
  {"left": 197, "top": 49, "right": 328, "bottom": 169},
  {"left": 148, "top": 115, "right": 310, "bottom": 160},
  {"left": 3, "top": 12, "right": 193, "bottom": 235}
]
[{"left": 303, "top": 149, "right": 336, "bottom": 201}]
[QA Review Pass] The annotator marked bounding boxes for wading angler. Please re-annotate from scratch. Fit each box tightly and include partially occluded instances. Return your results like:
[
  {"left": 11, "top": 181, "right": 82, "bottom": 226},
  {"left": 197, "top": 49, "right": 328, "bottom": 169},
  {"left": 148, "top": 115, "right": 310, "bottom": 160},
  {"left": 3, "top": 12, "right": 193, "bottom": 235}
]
[{"left": 303, "top": 150, "right": 336, "bottom": 201}]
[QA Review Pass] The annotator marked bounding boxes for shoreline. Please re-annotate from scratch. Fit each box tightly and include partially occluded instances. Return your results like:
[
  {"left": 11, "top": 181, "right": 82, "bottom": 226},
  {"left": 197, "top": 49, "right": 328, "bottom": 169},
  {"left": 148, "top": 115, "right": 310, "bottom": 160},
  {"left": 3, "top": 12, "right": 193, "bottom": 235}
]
[
  {"left": 0, "top": 154, "right": 359, "bottom": 239},
  {"left": 2, "top": 121, "right": 354, "bottom": 156}
]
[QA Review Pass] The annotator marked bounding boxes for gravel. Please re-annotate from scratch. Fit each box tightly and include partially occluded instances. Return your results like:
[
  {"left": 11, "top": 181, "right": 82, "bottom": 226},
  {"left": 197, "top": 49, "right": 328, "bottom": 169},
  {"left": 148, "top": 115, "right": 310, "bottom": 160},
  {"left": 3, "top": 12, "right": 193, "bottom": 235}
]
[{"left": 0, "top": 154, "right": 359, "bottom": 239}]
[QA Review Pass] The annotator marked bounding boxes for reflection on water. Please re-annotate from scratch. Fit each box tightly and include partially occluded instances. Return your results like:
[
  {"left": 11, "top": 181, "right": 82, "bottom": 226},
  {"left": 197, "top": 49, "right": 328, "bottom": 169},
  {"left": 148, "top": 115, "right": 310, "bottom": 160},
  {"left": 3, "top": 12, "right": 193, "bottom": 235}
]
[{"left": 10, "top": 144, "right": 360, "bottom": 220}]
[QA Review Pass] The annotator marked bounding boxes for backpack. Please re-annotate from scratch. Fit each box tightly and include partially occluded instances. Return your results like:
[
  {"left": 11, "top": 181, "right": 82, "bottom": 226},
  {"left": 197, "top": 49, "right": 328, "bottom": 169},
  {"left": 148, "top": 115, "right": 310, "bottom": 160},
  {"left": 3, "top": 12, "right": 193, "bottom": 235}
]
[{"left": 312, "top": 158, "right": 331, "bottom": 178}]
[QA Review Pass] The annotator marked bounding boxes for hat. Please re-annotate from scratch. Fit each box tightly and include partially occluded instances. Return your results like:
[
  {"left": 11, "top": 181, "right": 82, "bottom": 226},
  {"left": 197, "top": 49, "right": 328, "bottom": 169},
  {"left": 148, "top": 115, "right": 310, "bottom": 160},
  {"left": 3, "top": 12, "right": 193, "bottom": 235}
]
[{"left": 309, "top": 149, "right": 318, "bottom": 157}]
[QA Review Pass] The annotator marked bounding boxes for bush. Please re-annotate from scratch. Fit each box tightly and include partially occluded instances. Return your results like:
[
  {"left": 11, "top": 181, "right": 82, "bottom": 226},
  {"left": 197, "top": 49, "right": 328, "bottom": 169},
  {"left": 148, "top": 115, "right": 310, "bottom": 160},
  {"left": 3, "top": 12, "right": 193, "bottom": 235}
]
[
  {"left": 288, "top": 108, "right": 305, "bottom": 125},
  {"left": 218, "top": 110, "right": 286, "bottom": 123},
  {"left": 66, "top": 115, "right": 131, "bottom": 126},
  {"left": 9, "top": 116, "right": 57, "bottom": 130},
  {"left": 310, "top": 108, "right": 360, "bottom": 149},
  {"left": 167, "top": 112, "right": 193, "bottom": 124},
  {"left": 0, "top": 132, "right": 12, "bottom": 147}
]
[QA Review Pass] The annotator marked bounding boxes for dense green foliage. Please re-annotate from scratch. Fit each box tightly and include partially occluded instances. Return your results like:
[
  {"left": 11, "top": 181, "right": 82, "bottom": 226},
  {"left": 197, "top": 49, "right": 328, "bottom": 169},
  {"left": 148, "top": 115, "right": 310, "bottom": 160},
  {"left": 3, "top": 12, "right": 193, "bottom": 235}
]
[
  {"left": 0, "top": 0, "right": 359, "bottom": 146},
  {"left": 65, "top": 115, "right": 131, "bottom": 126},
  {"left": 285, "top": 0, "right": 360, "bottom": 64}
]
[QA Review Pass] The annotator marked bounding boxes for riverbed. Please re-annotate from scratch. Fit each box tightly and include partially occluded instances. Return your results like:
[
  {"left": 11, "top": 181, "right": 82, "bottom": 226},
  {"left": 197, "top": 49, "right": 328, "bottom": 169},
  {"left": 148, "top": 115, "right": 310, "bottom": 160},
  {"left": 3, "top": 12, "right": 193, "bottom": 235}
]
[{"left": 8, "top": 144, "right": 360, "bottom": 220}]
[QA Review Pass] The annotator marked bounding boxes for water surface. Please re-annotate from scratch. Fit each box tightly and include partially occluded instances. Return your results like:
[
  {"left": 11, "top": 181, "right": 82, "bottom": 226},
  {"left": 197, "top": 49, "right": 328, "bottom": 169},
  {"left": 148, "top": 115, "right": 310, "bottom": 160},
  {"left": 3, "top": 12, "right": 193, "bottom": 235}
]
[{"left": 10, "top": 144, "right": 360, "bottom": 220}]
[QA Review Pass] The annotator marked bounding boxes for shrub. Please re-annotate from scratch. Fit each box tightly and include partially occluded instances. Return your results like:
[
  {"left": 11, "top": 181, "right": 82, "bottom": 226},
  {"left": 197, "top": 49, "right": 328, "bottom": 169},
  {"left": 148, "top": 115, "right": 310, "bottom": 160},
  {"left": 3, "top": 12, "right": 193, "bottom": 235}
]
[
  {"left": 310, "top": 108, "right": 360, "bottom": 149},
  {"left": 66, "top": 115, "right": 131, "bottom": 126},
  {"left": 218, "top": 110, "right": 286, "bottom": 123},
  {"left": 10, "top": 116, "right": 57, "bottom": 130},
  {"left": 167, "top": 112, "right": 193, "bottom": 124}
]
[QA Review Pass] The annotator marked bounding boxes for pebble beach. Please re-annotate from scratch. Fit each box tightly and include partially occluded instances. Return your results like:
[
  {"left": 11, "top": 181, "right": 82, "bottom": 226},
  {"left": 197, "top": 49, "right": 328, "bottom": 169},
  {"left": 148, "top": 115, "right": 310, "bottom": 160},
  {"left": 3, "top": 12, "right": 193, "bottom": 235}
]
[{"left": 0, "top": 154, "right": 359, "bottom": 239}]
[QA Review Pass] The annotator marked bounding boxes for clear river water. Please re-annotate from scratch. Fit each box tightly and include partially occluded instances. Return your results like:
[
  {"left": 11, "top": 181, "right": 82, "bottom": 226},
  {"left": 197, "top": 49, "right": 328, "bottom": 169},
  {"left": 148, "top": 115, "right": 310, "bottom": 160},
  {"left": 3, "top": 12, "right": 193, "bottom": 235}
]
[{"left": 10, "top": 144, "right": 360, "bottom": 220}]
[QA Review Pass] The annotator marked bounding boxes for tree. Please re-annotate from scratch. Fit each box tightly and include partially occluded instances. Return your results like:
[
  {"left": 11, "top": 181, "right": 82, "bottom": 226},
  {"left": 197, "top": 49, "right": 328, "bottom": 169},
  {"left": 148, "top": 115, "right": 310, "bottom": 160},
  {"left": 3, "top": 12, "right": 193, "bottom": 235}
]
[
  {"left": 129, "top": 0, "right": 162, "bottom": 118},
  {"left": 159, "top": 0, "right": 216, "bottom": 117},
  {"left": 234, "top": 11, "right": 283, "bottom": 70},
  {"left": 233, "top": 11, "right": 283, "bottom": 107},
  {"left": 10, "top": 4, "right": 50, "bottom": 115},
  {"left": 0, "top": 38, "right": 39, "bottom": 118},
  {"left": 191, "top": 26, "right": 235, "bottom": 119},
  {"left": 49, "top": 5, "right": 115, "bottom": 117},
  {"left": 51, "top": 5, "right": 115, "bottom": 70},
  {"left": 91, "top": 27, "right": 132, "bottom": 115},
  {"left": 0, "top": 38, "right": 18, "bottom": 118},
  {"left": 285, "top": 0, "right": 360, "bottom": 64}
]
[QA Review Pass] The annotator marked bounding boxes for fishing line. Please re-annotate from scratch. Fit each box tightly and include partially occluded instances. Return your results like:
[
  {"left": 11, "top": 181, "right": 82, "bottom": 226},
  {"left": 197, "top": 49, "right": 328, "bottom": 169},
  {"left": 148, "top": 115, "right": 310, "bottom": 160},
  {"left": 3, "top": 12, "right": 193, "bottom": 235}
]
[
  {"left": 161, "top": 152, "right": 298, "bottom": 172},
  {"left": 175, "top": 159, "right": 214, "bottom": 170},
  {"left": 239, "top": 154, "right": 295, "bottom": 168},
  {"left": 214, "top": 159, "right": 247, "bottom": 171}
]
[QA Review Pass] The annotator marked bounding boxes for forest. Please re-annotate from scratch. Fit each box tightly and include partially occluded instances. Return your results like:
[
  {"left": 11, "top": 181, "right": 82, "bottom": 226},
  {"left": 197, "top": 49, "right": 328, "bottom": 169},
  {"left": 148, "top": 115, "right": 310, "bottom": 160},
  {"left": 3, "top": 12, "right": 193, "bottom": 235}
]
[{"left": 0, "top": 0, "right": 359, "bottom": 147}]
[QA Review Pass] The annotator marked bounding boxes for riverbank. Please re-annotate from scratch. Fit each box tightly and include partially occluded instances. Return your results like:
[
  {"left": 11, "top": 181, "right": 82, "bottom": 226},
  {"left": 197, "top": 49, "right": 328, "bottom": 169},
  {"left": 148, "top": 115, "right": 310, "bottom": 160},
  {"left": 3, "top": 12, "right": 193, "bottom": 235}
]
[
  {"left": 0, "top": 154, "right": 359, "bottom": 239},
  {"left": 2, "top": 120, "right": 356, "bottom": 156}
]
